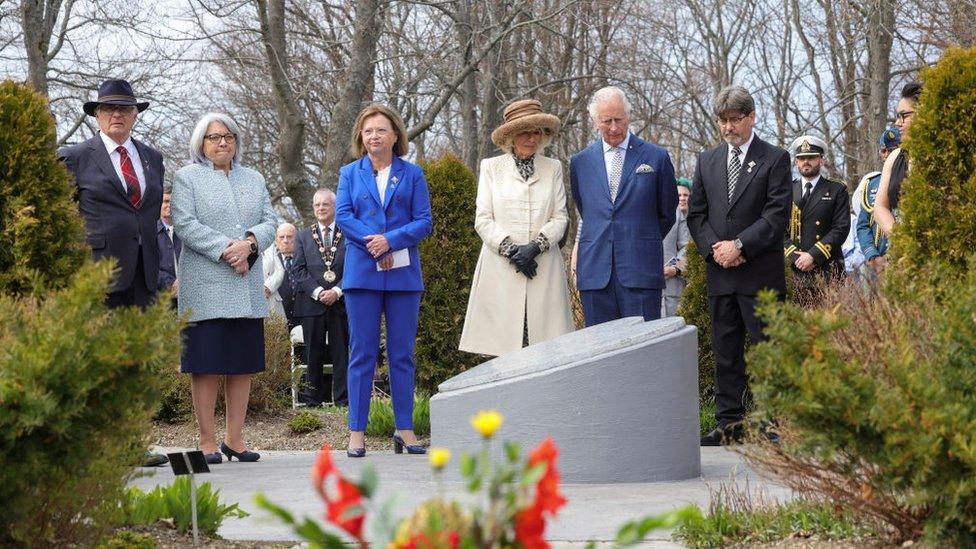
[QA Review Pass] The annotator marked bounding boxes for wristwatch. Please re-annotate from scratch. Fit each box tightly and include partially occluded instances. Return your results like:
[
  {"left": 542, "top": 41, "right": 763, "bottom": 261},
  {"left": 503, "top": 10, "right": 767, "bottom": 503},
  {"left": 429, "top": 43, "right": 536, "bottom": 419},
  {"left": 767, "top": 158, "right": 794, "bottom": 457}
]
[
  {"left": 733, "top": 238, "right": 743, "bottom": 250},
  {"left": 248, "top": 240, "right": 258, "bottom": 254}
]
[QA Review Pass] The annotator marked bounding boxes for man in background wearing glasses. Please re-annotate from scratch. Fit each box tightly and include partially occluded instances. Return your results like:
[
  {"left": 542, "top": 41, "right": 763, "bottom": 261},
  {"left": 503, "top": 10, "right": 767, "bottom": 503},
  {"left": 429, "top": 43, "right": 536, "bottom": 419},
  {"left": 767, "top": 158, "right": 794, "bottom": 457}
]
[{"left": 687, "top": 85, "right": 792, "bottom": 446}]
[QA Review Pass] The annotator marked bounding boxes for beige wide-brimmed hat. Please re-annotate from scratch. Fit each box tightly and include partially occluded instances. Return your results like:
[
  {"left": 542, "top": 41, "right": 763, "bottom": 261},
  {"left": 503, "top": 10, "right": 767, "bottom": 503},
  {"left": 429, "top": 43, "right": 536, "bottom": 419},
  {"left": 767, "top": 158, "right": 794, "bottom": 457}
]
[{"left": 490, "top": 99, "right": 561, "bottom": 147}]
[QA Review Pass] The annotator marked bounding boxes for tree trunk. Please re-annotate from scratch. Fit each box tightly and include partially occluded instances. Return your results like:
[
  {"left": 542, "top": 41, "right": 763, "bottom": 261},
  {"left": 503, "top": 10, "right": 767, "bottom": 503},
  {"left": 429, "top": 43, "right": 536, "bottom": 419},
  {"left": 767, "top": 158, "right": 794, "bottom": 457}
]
[
  {"left": 318, "top": 0, "right": 383, "bottom": 190},
  {"left": 457, "top": 0, "right": 480, "bottom": 172},
  {"left": 20, "top": 0, "right": 59, "bottom": 98},
  {"left": 256, "top": 0, "right": 310, "bottom": 222},
  {"left": 863, "top": 0, "right": 894, "bottom": 178}
]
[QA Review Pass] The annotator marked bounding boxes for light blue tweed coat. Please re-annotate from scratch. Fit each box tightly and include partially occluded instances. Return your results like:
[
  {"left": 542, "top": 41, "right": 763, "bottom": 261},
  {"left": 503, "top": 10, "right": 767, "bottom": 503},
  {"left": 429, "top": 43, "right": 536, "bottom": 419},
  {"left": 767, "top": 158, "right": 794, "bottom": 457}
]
[{"left": 171, "top": 162, "right": 278, "bottom": 322}]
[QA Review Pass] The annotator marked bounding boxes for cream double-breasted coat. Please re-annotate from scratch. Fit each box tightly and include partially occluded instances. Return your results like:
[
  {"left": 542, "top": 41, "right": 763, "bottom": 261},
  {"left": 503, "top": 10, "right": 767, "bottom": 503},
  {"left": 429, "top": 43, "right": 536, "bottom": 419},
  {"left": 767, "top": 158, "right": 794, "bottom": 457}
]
[{"left": 459, "top": 154, "right": 575, "bottom": 356}]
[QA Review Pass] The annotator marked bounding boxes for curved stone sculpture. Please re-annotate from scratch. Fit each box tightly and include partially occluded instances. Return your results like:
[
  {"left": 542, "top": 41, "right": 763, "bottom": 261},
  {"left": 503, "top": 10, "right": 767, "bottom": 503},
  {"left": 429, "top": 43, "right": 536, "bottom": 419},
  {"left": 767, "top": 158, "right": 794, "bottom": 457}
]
[{"left": 431, "top": 316, "right": 700, "bottom": 483}]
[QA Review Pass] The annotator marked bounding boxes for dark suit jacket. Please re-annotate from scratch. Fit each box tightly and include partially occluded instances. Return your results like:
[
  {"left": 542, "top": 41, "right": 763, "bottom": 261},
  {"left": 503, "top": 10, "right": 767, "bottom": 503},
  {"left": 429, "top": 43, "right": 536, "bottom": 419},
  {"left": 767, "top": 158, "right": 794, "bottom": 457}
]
[
  {"left": 157, "top": 220, "right": 182, "bottom": 290},
  {"left": 59, "top": 134, "right": 164, "bottom": 292},
  {"left": 291, "top": 225, "right": 347, "bottom": 318},
  {"left": 570, "top": 134, "right": 678, "bottom": 290},
  {"left": 784, "top": 177, "right": 850, "bottom": 285},
  {"left": 687, "top": 136, "right": 792, "bottom": 296}
]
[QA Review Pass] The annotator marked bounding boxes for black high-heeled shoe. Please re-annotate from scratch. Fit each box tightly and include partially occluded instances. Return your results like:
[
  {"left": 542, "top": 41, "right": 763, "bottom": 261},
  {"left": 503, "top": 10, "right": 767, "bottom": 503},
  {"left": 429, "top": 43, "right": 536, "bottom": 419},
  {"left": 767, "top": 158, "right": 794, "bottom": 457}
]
[
  {"left": 220, "top": 442, "right": 260, "bottom": 462},
  {"left": 205, "top": 451, "right": 223, "bottom": 464},
  {"left": 347, "top": 447, "right": 366, "bottom": 458},
  {"left": 393, "top": 432, "right": 427, "bottom": 455}
]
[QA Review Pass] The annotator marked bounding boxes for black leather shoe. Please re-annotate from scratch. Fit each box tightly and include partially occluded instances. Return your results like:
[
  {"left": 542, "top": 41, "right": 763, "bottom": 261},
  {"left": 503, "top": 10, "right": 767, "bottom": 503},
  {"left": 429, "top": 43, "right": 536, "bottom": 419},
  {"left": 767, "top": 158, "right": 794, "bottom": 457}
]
[
  {"left": 205, "top": 451, "right": 223, "bottom": 464},
  {"left": 143, "top": 452, "right": 169, "bottom": 467},
  {"left": 393, "top": 433, "right": 427, "bottom": 455},
  {"left": 700, "top": 425, "right": 745, "bottom": 446},
  {"left": 221, "top": 442, "right": 260, "bottom": 462},
  {"left": 347, "top": 447, "right": 366, "bottom": 458}
]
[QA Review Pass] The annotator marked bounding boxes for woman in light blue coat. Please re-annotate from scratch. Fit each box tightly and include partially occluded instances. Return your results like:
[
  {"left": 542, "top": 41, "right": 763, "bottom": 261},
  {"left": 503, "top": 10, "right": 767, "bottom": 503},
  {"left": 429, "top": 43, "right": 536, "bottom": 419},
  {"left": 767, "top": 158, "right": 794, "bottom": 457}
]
[{"left": 171, "top": 112, "right": 277, "bottom": 464}]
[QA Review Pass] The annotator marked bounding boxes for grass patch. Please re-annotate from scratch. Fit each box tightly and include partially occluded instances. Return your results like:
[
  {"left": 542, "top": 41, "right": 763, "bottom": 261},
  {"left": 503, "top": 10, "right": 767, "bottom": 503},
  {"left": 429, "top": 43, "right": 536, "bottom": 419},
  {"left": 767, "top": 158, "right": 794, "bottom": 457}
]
[
  {"left": 335, "top": 395, "right": 431, "bottom": 436},
  {"left": 673, "top": 486, "right": 874, "bottom": 548},
  {"left": 97, "top": 530, "right": 156, "bottom": 549},
  {"left": 699, "top": 401, "right": 716, "bottom": 436},
  {"left": 287, "top": 409, "right": 325, "bottom": 433}
]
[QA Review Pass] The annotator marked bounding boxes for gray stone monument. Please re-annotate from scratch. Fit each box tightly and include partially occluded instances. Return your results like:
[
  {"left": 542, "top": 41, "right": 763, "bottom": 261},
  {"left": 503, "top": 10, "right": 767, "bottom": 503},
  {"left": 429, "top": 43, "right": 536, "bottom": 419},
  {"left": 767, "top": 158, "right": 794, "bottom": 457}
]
[{"left": 430, "top": 316, "right": 700, "bottom": 483}]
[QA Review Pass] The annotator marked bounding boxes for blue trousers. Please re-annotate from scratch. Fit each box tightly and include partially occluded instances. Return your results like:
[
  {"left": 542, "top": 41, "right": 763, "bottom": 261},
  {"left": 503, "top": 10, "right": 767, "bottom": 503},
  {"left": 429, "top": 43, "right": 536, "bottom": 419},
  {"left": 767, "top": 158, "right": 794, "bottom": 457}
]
[
  {"left": 580, "top": 263, "right": 662, "bottom": 327},
  {"left": 344, "top": 289, "right": 422, "bottom": 431}
]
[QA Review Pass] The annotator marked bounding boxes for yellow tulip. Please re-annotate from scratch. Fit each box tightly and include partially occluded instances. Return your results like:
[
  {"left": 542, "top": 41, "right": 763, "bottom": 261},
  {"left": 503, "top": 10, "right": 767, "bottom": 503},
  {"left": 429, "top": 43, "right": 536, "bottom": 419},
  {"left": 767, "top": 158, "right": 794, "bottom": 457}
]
[
  {"left": 470, "top": 410, "right": 503, "bottom": 439},
  {"left": 429, "top": 447, "right": 451, "bottom": 470}
]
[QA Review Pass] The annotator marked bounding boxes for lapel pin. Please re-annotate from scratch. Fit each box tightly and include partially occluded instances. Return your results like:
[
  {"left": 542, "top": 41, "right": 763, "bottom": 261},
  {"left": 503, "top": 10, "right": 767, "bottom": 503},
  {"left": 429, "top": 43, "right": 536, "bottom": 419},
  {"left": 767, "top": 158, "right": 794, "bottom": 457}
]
[{"left": 747, "top": 161, "right": 756, "bottom": 173}]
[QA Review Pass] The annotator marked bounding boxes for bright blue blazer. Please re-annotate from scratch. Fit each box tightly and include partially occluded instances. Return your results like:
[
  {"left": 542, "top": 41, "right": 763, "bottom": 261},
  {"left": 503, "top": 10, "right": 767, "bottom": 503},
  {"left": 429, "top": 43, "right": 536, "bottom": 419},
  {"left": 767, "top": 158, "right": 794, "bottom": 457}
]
[
  {"left": 335, "top": 156, "right": 433, "bottom": 292},
  {"left": 570, "top": 134, "right": 677, "bottom": 291}
]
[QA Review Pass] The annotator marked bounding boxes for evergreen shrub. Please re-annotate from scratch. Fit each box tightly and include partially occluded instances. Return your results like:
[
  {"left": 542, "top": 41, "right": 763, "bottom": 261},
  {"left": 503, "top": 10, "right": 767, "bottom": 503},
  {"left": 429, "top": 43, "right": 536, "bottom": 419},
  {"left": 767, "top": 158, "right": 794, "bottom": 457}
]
[
  {"left": 0, "top": 81, "right": 87, "bottom": 295},
  {"left": 676, "top": 242, "right": 713, "bottom": 404},
  {"left": 415, "top": 155, "right": 481, "bottom": 394},
  {"left": 889, "top": 46, "right": 976, "bottom": 298},
  {"left": 0, "top": 263, "right": 182, "bottom": 546}
]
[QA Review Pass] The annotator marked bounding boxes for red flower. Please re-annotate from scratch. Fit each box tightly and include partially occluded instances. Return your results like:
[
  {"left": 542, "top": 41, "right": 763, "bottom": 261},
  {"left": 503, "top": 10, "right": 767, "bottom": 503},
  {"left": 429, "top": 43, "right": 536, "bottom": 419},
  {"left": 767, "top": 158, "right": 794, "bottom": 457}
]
[
  {"left": 514, "top": 504, "right": 547, "bottom": 549},
  {"left": 527, "top": 437, "right": 567, "bottom": 514},
  {"left": 311, "top": 444, "right": 365, "bottom": 543}
]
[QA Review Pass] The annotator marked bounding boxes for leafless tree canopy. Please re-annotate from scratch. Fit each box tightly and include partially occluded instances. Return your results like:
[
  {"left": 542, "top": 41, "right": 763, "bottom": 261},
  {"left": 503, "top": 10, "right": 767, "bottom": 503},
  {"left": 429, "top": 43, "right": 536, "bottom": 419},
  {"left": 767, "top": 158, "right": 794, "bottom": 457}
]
[{"left": 2, "top": 0, "right": 973, "bottom": 224}]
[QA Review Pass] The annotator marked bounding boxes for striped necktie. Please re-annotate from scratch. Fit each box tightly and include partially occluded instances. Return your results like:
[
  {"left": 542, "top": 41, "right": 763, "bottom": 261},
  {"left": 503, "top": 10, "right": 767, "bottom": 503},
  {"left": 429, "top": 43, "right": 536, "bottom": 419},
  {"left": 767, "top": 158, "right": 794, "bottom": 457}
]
[{"left": 727, "top": 146, "right": 742, "bottom": 203}]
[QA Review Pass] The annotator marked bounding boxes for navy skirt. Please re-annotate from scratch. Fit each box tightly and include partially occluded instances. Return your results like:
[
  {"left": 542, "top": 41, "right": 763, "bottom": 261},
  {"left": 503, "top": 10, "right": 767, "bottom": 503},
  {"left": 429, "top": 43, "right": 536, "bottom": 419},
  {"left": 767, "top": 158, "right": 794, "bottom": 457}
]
[{"left": 181, "top": 318, "right": 265, "bottom": 375}]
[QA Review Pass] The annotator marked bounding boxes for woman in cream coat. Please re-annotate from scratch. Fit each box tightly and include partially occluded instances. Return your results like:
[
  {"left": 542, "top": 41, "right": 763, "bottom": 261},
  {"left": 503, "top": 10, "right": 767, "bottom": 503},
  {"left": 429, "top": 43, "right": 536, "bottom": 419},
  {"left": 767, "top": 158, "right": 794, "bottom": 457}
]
[{"left": 459, "top": 99, "right": 575, "bottom": 357}]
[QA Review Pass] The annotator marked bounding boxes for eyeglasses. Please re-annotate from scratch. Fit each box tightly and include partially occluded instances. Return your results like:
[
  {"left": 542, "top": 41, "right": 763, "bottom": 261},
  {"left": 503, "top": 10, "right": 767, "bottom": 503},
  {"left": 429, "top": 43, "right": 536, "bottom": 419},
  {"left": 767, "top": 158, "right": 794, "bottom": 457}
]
[
  {"left": 895, "top": 110, "right": 915, "bottom": 122},
  {"left": 716, "top": 114, "right": 748, "bottom": 126},
  {"left": 204, "top": 133, "right": 237, "bottom": 144},
  {"left": 97, "top": 105, "right": 136, "bottom": 115}
]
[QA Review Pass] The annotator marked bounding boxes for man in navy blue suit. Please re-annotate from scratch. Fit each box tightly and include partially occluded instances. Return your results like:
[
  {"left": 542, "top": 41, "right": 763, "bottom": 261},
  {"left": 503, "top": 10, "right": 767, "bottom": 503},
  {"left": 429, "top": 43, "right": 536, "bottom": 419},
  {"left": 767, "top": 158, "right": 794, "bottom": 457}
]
[
  {"left": 157, "top": 187, "right": 181, "bottom": 307},
  {"left": 59, "top": 79, "right": 164, "bottom": 309},
  {"left": 570, "top": 86, "right": 677, "bottom": 326}
]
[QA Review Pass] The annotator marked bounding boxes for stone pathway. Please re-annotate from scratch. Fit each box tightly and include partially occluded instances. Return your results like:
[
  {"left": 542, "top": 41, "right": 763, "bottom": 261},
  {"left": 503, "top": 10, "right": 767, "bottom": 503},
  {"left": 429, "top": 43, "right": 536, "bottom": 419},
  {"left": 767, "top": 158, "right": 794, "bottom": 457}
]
[{"left": 133, "top": 446, "right": 793, "bottom": 546}]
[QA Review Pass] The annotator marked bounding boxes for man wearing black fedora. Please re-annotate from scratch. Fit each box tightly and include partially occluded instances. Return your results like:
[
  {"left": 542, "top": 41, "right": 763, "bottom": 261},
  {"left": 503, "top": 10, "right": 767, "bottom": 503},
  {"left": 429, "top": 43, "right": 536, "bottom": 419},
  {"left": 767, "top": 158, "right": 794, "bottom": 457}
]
[
  {"left": 59, "top": 79, "right": 168, "bottom": 467},
  {"left": 59, "top": 79, "right": 165, "bottom": 310}
]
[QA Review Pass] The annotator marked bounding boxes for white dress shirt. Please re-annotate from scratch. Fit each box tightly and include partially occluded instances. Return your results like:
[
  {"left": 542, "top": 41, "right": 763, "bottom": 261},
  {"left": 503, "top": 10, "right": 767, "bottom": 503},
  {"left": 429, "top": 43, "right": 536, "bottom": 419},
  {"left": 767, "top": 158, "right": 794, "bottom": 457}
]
[
  {"left": 376, "top": 165, "right": 391, "bottom": 205},
  {"left": 312, "top": 221, "right": 343, "bottom": 300},
  {"left": 726, "top": 131, "right": 755, "bottom": 169},
  {"left": 99, "top": 131, "right": 146, "bottom": 197},
  {"left": 800, "top": 174, "right": 822, "bottom": 195},
  {"left": 575, "top": 133, "right": 633, "bottom": 241}
]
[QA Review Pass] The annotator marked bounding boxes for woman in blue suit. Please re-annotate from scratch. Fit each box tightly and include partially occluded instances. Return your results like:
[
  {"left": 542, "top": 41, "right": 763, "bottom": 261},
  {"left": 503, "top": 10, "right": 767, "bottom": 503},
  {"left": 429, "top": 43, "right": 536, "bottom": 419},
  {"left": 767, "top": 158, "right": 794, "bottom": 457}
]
[{"left": 336, "top": 104, "right": 433, "bottom": 457}]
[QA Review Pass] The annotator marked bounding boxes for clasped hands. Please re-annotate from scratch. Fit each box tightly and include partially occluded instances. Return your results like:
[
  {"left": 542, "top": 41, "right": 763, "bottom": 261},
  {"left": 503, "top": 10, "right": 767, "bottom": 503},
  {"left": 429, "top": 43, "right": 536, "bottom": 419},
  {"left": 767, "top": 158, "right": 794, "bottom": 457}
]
[
  {"left": 222, "top": 239, "right": 253, "bottom": 275},
  {"left": 366, "top": 234, "right": 394, "bottom": 271},
  {"left": 794, "top": 251, "right": 815, "bottom": 272},
  {"left": 510, "top": 242, "right": 541, "bottom": 279},
  {"left": 711, "top": 240, "right": 746, "bottom": 269}
]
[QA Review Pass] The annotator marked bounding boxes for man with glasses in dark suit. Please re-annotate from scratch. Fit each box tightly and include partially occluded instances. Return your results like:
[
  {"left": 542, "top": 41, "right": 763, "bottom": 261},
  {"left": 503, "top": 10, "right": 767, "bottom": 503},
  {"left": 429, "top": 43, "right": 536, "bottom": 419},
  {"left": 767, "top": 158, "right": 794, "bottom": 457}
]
[{"left": 687, "top": 86, "right": 792, "bottom": 446}]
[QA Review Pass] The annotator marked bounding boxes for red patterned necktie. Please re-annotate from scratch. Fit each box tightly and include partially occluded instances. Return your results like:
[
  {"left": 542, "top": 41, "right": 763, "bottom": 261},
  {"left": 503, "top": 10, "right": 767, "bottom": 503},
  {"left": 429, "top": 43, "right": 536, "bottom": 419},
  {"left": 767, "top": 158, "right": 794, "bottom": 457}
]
[{"left": 116, "top": 146, "right": 142, "bottom": 207}]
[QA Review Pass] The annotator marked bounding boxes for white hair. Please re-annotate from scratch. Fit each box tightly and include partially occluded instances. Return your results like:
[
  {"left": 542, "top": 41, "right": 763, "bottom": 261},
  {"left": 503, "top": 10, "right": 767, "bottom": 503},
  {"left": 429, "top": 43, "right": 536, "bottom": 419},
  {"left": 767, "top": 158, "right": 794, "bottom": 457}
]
[
  {"left": 276, "top": 222, "right": 296, "bottom": 235},
  {"left": 189, "top": 112, "right": 244, "bottom": 166},
  {"left": 313, "top": 188, "right": 336, "bottom": 202},
  {"left": 588, "top": 86, "right": 632, "bottom": 121}
]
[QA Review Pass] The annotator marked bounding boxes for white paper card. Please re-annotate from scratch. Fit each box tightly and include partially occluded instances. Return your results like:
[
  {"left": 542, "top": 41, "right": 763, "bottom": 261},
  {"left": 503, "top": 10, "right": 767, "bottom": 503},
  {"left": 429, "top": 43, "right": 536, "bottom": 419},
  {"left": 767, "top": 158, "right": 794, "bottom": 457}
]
[{"left": 377, "top": 248, "right": 410, "bottom": 271}]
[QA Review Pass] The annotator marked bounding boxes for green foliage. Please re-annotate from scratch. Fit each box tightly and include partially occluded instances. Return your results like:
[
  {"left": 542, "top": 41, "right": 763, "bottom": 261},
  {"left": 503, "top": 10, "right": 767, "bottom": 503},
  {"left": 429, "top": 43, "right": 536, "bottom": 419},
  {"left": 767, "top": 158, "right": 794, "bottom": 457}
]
[
  {"left": 699, "top": 400, "right": 716, "bottom": 436},
  {"left": 0, "top": 262, "right": 182, "bottom": 546},
  {"left": 673, "top": 498, "right": 870, "bottom": 548},
  {"left": 118, "top": 477, "right": 248, "bottom": 536},
  {"left": 288, "top": 409, "right": 325, "bottom": 433},
  {"left": 254, "top": 493, "right": 348, "bottom": 549},
  {"left": 351, "top": 395, "right": 431, "bottom": 436},
  {"left": 97, "top": 530, "right": 156, "bottom": 549},
  {"left": 889, "top": 46, "right": 976, "bottom": 299},
  {"left": 155, "top": 315, "right": 292, "bottom": 422},
  {"left": 0, "top": 80, "right": 88, "bottom": 296},
  {"left": 415, "top": 155, "right": 482, "bottom": 394},
  {"left": 677, "top": 241, "right": 714, "bottom": 404},
  {"left": 748, "top": 276, "right": 976, "bottom": 544}
]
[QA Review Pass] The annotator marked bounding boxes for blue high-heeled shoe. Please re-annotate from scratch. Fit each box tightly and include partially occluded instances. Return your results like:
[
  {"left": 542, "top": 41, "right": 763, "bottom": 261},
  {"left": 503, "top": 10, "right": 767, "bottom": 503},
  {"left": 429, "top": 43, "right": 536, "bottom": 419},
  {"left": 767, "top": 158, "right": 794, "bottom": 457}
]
[
  {"left": 393, "top": 432, "right": 427, "bottom": 455},
  {"left": 205, "top": 451, "right": 223, "bottom": 464},
  {"left": 220, "top": 442, "right": 260, "bottom": 462},
  {"left": 347, "top": 447, "right": 366, "bottom": 458}
]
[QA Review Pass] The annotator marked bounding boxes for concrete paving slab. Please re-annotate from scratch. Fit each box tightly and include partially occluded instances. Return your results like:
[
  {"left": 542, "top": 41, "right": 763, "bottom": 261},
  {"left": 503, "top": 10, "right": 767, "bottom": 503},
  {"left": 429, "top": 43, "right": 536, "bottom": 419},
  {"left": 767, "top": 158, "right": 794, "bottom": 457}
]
[{"left": 132, "top": 446, "right": 793, "bottom": 545}]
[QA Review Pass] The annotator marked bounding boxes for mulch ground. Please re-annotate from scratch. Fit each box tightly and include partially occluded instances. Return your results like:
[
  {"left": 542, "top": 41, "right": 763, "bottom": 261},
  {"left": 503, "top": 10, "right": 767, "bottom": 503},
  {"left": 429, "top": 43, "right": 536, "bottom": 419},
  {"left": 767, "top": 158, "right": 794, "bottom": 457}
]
[{"left": 150, "top": 409, "right": 427, "bottom": 453}]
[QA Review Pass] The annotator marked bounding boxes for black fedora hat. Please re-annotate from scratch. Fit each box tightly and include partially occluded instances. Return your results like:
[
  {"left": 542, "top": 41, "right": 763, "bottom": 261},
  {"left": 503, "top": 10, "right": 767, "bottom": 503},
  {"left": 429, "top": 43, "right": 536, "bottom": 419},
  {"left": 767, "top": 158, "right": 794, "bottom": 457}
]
[{"left": 83, "top": 79, "right": 150, "bottom": 116}]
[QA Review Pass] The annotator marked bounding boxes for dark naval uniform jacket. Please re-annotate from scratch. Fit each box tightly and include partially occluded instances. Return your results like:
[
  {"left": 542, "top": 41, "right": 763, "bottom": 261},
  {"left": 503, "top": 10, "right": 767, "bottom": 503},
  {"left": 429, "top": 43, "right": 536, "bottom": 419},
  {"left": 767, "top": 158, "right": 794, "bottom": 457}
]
[{"left": 784, "top": 176, "right": 851, "bottom": 286}]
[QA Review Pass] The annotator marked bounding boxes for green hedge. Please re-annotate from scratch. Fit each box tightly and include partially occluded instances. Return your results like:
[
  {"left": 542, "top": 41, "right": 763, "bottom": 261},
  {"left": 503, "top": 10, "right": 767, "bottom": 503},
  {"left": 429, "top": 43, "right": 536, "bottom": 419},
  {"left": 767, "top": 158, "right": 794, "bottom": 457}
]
[
  {"left": 414, "top": 155, "right": 482, "bottom": 394},
  {"left": 0, "top": 80, "right": 87, "bottom": 295},
  {"left": 889, "top": 46, "right": 976, "bottom": 298},
  {"left": 0, "top": 81, "right": 182, "bottom": 546}
]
